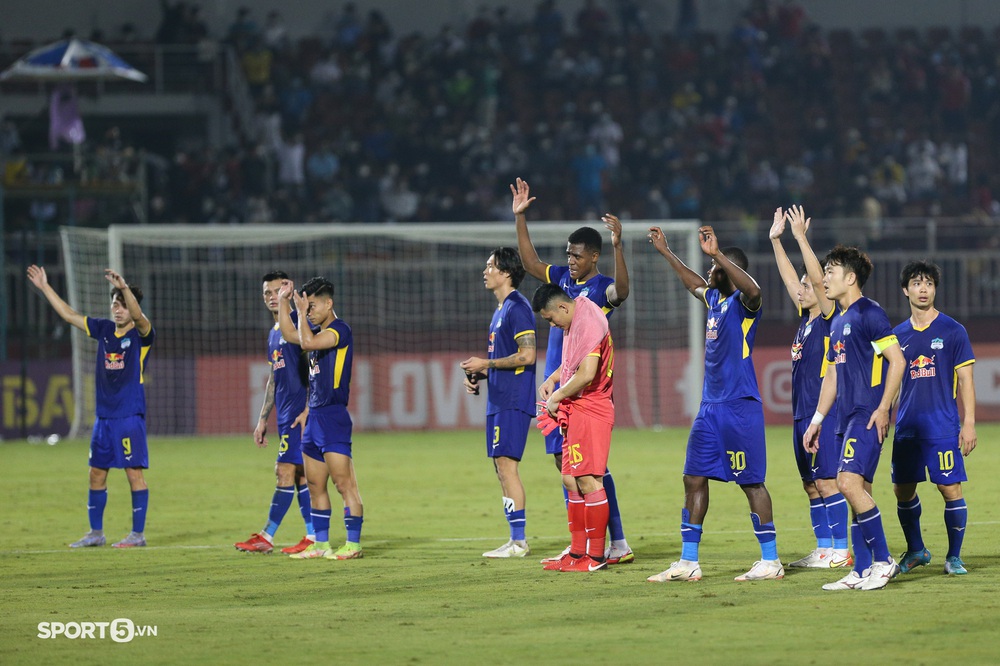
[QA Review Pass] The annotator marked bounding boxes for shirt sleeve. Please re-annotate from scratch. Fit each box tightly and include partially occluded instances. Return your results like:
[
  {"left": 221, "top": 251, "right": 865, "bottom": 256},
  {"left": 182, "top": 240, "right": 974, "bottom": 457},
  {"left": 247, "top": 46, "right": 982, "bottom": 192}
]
[{"left": 510, "top": 301, "right": 536, "bottom": 342}]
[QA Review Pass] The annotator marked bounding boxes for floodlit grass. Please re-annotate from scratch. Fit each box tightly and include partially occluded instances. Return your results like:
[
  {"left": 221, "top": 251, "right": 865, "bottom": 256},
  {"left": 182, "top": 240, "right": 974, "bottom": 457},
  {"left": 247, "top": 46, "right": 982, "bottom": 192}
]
[{"left": 2, "top": 426, "right": 999, "bottom": 664}]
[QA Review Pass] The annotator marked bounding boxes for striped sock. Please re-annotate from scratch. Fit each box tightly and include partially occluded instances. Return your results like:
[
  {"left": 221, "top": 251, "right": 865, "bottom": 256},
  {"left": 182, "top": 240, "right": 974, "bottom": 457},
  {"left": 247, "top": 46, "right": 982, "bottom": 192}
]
[
  {"left": 680, "top": 508, "right": 703, "bottom": 562},
  {"left": 751, "top": 512, "right": 778, "bottom": 561},
  {"left": 265, "top": 486, "right": 295, "bottom": 537},
  {"left": 857, "top": 507, "right": 891, "bottom": 563},
  {"left": 823, "top": 492, "right": 849, "bottom": 550},
  {"left": 851, "top": 517, "right": 873, "bottom": 574},
  {"left": 311, "top": 508, "right": 332, "bottom": 543},
  {"left": 896, "top": 495, "right": 924, "bottom": 551},
  {"left": 810, "top": 498, "right": 832, "bottom": 549}
]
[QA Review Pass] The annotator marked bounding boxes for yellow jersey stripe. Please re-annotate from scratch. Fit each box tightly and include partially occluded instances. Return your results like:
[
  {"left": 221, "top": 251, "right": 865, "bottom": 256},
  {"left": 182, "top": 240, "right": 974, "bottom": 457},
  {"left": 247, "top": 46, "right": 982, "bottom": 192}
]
[{"left": 741, "top": 317, "right": 754, "bottom": 359}]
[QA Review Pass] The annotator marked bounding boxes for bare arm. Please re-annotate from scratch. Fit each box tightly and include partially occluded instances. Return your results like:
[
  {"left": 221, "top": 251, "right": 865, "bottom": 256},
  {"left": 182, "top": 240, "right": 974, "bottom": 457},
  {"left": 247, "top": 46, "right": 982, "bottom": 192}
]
[
  {"left": 510, "top": 177, "right": 549, "bottom": 281},
  {"left": 105, "top": 269, "right": 151, "bottom": 336},
  {"left": 461, "top": 333, "right": 536, "bottom": 375},
  {"left": 957, "top": 363, "right": 977, "bottom": 456},
  {"left": 700, "top": 226, "right": 761, "bottom": 311},
  {"left": 647, "top": 226, "right": 708, "bottom": 298},
  {"left": 867, "top": 342, "right": 906, "bottom": 443},
  {"left": 788, "top": 205, "right": 834, "bottom": 316},
  {"left": 603, "top": 213, "right": 630, "bottom": 306},
  {"left": 276, "top": 285, "right": 298, "bottom": 343},
  {"left": 803, "top": 363, "right": 838, "bottom": 453},
  {"left": 253, "top": 370, "right": 275, "bottom": 447},
  {"left": 27, "top": 265, "right": 87, "bottom": 332},
  {"left": 546, "top": 354, "right": 599, "bottom": 416},
  {"left": 292, "top": 291, "right": 340, "bottom": 351},
  {"left": 768, "top": 208, "right": 802, "bottom": 306}
]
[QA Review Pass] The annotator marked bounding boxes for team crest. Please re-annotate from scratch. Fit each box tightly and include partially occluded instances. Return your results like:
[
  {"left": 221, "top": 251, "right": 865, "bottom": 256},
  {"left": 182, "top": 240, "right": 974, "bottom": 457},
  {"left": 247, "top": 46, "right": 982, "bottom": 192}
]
[
  {"left": 720, "top": 300, "right": 730, "bottom": 314},
  {"left": 931, "top": 337, "right": 944, "bottom": 350},
  {"left": 580, "top": 287, "right": 590, "bottom": 298},
  {"left": 843, "top": 323, "right": 851, "bottom": 336},
  {"left": 803, "top": 322, "right": 813, "bottom": 337},
  {"left": 121, "top": 337, "right": 132, "bottom": 349}
]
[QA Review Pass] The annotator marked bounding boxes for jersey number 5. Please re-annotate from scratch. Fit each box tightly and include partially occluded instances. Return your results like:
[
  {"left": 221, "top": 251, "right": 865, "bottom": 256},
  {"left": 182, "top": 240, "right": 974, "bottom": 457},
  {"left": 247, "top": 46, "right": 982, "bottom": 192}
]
[{"left": 279, "top": 434, "right": 289, "bottom": 454}]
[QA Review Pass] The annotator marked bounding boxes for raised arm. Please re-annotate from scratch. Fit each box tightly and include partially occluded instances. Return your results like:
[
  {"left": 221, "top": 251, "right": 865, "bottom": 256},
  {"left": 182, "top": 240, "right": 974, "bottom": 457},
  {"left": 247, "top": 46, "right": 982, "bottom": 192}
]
[
  {"left": 788, "top": 205, "right": 834, "bottom": 316},
  {"left": 768, "top": 207, "right": 802, "bottom": 306},
  {"left": 603, "top": 213, "right": 630, "bottom": 306},
  {"left": 701, "top": 226, "right": 761, "bottom": 311},
  {"left": 105, "top": 269, "right": 151, "bottom": 336},
  {"left": 276, "top": 282, "right": 299, "bottom": 343},
  {"left": 510, "top": 177, "right": 549, "bottom": 281},
  {"left": 647, "top": 226, "right": 708, "bottom": 298},
  {"left": 292, "top": 290, "right": 340, "bottom": 352},
  {"left": 27, "top": 265, "right": 87, "bottom": 332}
]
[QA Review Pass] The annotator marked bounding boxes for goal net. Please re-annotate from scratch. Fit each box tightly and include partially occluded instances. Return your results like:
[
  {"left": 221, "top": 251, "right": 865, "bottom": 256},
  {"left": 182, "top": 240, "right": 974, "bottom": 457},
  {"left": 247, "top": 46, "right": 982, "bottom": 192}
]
[{"left": 60, "top": 221, "right": 703, "bottom": 437}]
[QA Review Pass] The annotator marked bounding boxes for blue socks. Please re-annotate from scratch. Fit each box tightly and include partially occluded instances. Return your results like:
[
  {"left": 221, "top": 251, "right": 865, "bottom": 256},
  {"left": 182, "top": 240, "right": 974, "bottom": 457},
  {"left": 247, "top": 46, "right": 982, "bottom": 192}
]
[
  {"left": 851, "top": 517, "right": 872, "bottom": 574},
  {"left": 265, "top": 486, "right": 296, "bottom": 537},
  {"left": 751, "top": 512, "right": 778, "bottom": 561},
  {"left": 944, "top": 498, "right": 968, "bottom": 559},
  {"left": 823, "top": 492, "right": 849, "bottom": 550},
  {"left": 809, "top": 497, "right": 832, "bottom": 549},
  {"left": 680, "top": 508, "right": 703, "bottom": 562},
  {"left": 88, "top": 489, "right": 107, "bottom": 531},
  {"left": 131, "top": 489, "right": 148, "bottom": 533},
  {"left": 603, "top": 469, "right": 625, "bottom": 542},
  {"left": 312, "top": 508, "right": 332, "bottom": 543},
  {"left": 297, "top": 483, "right": 314, "bottom": 537},
  {"left": 856, "top": 507, "right": 891, "bottom": 563},
  {"left": 896, "top": 496, "right": 924, "bottom": 551},
  {"left": 344, "top": 508, "right": 363, "bottom": 543},
  {"left": 503, "top": 497, "right": 526, "bottom": 542}
]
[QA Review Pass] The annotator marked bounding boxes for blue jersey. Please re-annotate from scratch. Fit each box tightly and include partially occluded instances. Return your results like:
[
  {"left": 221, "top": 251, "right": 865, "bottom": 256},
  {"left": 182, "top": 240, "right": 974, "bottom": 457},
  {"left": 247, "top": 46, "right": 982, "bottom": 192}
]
[
  {"left": 86, "top": 317, "right": 154, "bottom": 418},
  {"left": 307, "top": 318, "right": 353, "bottom": 414},
  {"left": 268, "top": 316, "right": 307, "bottom": 426},
  {"left": 827, "top": 297, "right": 898, "bottom": 434},
  {"left": 893, "top": 312, "right": 975, "bottom": 440},
  {"left": 543, "top": 264, "right": 616, "bottom": 378},
  {"left": 791, "top": 307, "right": 837, "bottom": 421},
  {"left": 486, "top": 290, "right": 537, "bottom": 416},
  {"left": 701, "top": 288, "right": 761, "bottom": 403}
]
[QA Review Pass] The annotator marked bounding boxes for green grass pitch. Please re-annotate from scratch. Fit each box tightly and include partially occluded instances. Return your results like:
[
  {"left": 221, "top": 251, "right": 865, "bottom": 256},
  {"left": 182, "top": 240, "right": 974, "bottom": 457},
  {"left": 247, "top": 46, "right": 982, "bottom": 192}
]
[{"left": 3, "top": 425, "right": 999, "bottom": 664}]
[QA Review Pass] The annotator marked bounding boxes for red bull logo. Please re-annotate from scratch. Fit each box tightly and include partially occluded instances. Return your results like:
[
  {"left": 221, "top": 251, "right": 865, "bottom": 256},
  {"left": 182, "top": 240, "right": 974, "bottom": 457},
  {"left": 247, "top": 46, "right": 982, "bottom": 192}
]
[
  {"left": 791, "top": 342, "right": 803, "bottom": 361},
  {"left": 909, "top": 354, "right": 936, "bottom": 379},
  {"left": 271, "top": 349, "right": 286, "bottom": 370},
  {"left": 104, "top": 352, "right": 125, "bottom": 370},
  {"left": 488, "top": 331, "right": 496, "bottom": 353},
  {"left": 832, "top": 340, "right": 846, "bottom": 364},
  {"left": 706, "top": 316, "right": 719, "bottom": 341}
]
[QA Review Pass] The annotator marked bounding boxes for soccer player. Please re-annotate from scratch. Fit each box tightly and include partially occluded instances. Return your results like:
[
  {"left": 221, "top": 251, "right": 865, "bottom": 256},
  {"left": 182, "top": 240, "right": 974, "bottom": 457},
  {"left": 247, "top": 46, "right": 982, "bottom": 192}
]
[
  {"left": 460, "top": 248, "right": 537, "bottom": 558},
  {"left": 532, "top": 283, "right": 616, "bottom": 572},
  {"left": 803, "top": 245, "right": 906, "bottom": 591},
  {"left": 27, "top": 264, "right": 154, "bottom": 548},
  {"left": 511, "top": 177, "right": 634, "bottom": 565},
  {"left": 891, "top": 261, "right": 977, "bottom": 576},
  {"left": 768, "top": 206, "right": 851, "bottom": 569},
  {"left": 646, "top": 225, "right": 784, "bottom": 583},
  {"left": 278, "top": 277, "right": 364, "bottom": 561},
  {"left": 234, "top": 271, "right": 315, "bottom": 555}
]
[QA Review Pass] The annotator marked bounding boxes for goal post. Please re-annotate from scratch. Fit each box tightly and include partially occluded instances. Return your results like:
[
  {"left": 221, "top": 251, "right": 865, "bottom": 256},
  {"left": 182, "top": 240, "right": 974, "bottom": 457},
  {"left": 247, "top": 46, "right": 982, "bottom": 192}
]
[{"left": 61, "top": 220, "right": 703, "bottom": 437}]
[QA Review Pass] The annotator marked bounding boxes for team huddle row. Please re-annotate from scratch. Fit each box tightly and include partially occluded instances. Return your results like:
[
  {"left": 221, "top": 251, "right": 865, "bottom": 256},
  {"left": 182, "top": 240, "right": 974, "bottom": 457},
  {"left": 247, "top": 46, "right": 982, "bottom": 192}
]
[
  {"left": 456, "top": 181, "right": 976, "bottom": 588},
  {"left": 26, "top": 179, "right": 976, "bottom": 586}
]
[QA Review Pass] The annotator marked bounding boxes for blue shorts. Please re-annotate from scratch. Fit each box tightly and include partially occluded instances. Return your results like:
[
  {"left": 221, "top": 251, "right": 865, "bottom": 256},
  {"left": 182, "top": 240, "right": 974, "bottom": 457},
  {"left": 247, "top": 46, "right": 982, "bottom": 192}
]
[
  {"left": 89, "top": 415, "right": 148, "bottom": 469},
  {"left": 302, "top": 407, "right": 353, "bottom": 462},
  {"left": 793, "top": 417, "right": 839, "bottom": 481},
  {"left": 276, "top": 421, "right": 304, "bottom": 466},
  {"left": 836, "top": 414, "right": 884, "bottom": 482},
  {"left": 891, "top": 436, "right": 968, "bottom": 485},
  {"left": 486, "top": 410, "right": 531, "bottom": 460},
  {"left": 685, "top": 399, "right": 767, "bottom": 484},
  {"left": 544, "top": 429, "right": 564, "bottom": 456}
]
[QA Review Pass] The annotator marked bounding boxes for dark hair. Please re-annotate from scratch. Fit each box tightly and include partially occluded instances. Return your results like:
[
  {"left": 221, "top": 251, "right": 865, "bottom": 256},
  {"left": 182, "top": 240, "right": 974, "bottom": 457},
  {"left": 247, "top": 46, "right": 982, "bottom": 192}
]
[
  {"left": 899, "top": 260, "right": 941, "bottom": 288},
  {"left": 262, "top": 270, "right": 289, "bottom": 282},
  {"left": 567, "top": 226, "right": 603, "bottom": 254},
  {"left": 721, "top": 246, "right": 749, "bottom": 271},
  {"left": 490, "top": 247, "right": 526, "bottom": 288},
  {"left": 111, "top": 286, "right": 143, "bottom": 305},
  {"left": 825, "top": 244, "right": 873, "bottom": 288},
  {"left": 301, "top": 277, "right": 335, "bottom": 299},
  {"left": 532, "top": 282, "right": 572, "bottom": 312}
]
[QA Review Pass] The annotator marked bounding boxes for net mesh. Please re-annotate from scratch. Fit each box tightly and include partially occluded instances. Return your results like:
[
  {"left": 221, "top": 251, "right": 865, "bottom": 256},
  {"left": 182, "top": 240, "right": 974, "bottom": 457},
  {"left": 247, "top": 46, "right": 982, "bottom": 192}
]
[{"left": 61, "top": 221, "right": 701, "bottom": 436}]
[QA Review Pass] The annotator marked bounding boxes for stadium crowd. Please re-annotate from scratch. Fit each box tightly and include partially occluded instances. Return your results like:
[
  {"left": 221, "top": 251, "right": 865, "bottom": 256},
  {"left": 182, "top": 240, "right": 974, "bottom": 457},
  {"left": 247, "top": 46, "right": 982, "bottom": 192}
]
[{"left": 5, "top": 0, "right": 1000, "bottom": 235}]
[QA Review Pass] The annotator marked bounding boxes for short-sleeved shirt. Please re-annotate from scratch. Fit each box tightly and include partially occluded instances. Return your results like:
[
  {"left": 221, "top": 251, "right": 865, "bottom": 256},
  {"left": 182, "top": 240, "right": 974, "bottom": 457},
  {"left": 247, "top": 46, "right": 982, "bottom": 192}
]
[
  {"left": 485, "top": 290, "right": 537, "bottom": 416},
  {"left": 543, "top": 264, "right": 616, "bottom": 379},
  {"left": 564, "top": 331, "right": 615, "bottom": 425},
  {"left": 268, "top": 313, "right": 308, "bottom": 425},
  {"left": 827, "top": 296, "right": 898, "bottom": 434},
  {"left": 701, "top": 288, "right": 761, "bottom": 403},
  {"left": 86, "top": 317, "right": 154, "bottom": 418},
  {"left": 791, "top": 307, "right": 837, "bottom": 422},
  {"left": 893, "top": 312, "right": 975, "bottom": 440},
  {"left": 307, "top": 318, "right": 353, "bottom": 415}
]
